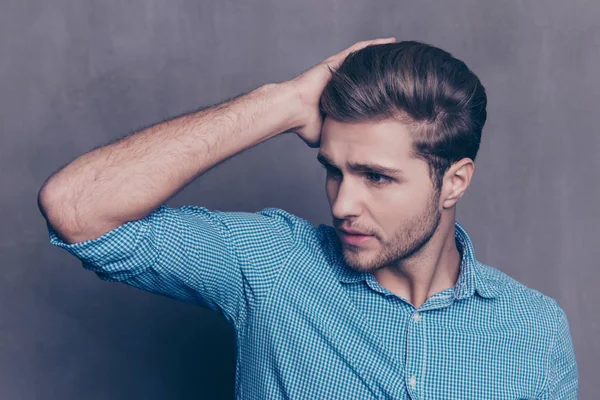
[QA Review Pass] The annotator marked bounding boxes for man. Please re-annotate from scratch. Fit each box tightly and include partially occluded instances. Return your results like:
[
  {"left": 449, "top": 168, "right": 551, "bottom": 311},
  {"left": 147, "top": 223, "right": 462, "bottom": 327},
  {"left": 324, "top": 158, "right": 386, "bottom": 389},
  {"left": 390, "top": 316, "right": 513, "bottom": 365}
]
[{"left": 38, "top": 38, "right": 578, "bottom": 399}]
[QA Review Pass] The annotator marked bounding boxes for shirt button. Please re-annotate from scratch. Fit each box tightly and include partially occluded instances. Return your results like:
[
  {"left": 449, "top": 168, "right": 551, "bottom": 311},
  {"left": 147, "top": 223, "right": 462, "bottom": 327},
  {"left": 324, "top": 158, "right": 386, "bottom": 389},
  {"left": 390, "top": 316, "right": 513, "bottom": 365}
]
[
  {"left": 408, "top": 375, "right": 417, "bottom": 388},
  {"left": 412, "top": 312, "right": 421, "bottom": 322}
]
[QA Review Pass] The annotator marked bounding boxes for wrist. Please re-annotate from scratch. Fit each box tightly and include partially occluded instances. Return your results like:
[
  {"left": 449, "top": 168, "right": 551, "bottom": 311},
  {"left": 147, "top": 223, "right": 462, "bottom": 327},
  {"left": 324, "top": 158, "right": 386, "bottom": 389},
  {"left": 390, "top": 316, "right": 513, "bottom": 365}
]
[{"left": 262, "top": 81, "right": 305, "bottom": 133}]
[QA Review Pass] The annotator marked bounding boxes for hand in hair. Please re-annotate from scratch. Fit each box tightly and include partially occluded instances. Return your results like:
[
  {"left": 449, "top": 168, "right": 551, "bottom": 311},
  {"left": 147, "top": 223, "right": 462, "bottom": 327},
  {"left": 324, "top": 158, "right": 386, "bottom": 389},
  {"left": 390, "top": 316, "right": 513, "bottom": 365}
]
[{"left": 286, "top": 37, "right": 396, "bottom": 148}]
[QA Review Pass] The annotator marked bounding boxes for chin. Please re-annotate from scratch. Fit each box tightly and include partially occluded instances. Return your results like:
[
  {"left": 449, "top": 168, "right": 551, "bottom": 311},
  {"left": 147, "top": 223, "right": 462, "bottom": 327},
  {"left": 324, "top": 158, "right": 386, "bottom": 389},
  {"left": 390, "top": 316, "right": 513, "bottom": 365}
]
[{"left": 343, "top": 250, "right": 381, "bottom": 273}]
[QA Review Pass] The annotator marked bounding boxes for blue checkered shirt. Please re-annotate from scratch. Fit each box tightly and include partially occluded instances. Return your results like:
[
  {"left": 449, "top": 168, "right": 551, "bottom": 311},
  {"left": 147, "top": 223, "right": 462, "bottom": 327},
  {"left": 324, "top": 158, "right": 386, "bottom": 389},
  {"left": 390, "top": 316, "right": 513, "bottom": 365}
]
[{"left": 47, "top": 205, "right": 578, "bottom": 399}]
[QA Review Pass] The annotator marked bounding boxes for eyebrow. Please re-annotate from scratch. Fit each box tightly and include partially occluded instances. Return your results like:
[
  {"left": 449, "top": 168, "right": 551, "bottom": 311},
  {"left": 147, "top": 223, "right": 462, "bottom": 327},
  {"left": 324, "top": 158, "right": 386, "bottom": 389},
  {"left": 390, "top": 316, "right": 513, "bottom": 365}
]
[{"left": 316, "top": 152, "right": 404, "bottom": 176}]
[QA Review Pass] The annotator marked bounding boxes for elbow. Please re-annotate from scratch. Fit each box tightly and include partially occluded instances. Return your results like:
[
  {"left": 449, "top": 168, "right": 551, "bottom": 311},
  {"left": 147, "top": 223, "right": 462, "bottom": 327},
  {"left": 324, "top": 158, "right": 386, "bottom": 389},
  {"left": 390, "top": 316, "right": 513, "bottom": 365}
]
[
  {"left": 37, "top": 184, "right": 52, "bottom": 220},
  {"left": 37, "top": 179, "right": 65, "bottom": 221},
  {"left": 38, "top": 183, "right": 80, "bottom": 244},
  {"left": 38, "top": 184, "right": 122, "bottom": 244}
]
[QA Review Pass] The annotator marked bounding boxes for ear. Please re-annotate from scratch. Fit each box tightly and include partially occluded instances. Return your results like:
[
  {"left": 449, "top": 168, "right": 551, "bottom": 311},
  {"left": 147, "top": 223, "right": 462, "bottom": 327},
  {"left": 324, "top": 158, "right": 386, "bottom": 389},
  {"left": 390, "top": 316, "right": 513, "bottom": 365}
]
[{"left": 441, "top": 158, "right": 474, "bottom": 209}]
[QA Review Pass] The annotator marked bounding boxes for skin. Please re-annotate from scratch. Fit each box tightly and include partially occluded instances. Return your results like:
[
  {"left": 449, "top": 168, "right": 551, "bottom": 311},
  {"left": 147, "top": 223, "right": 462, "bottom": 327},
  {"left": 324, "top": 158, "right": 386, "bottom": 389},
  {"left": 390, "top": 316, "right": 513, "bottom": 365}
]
[{"left": 317, "top": 117, "right": 474, "bottom": 309}]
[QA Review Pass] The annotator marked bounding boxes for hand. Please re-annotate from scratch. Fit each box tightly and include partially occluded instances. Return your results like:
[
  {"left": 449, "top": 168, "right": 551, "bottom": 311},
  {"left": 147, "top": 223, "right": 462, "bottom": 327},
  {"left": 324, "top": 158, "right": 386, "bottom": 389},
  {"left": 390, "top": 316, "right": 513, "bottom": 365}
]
[{"left": 284, "top": 37, "right": 396, "bottom": 148}]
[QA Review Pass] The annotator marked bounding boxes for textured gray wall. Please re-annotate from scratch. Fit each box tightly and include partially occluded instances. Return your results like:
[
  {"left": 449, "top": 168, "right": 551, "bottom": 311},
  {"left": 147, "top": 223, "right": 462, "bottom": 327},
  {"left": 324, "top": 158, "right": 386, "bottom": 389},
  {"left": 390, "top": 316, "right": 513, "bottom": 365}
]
[{"left": 1, "top": 0, "right": 597, "bottom": 399}]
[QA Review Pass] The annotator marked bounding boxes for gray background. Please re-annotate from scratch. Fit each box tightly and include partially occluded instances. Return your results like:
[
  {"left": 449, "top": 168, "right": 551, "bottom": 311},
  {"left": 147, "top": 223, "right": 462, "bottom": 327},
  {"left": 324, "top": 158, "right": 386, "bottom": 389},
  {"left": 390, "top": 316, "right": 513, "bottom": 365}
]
[{"left": 1, "top": 0, "right": 597, "bottom": 399}]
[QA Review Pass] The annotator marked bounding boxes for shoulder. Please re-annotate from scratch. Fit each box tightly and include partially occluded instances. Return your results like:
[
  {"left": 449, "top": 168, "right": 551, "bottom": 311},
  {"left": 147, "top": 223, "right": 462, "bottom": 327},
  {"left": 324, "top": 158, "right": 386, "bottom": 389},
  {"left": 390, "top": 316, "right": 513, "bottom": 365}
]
[
  {"left": 476, "top": 262, "right": 568, "bottom": 331},
  {"left": 253, "top": 207, "right": 320, "bottom": 243},
  {"left": 170, "top": 205, "right": 318, "bottom": 242}
]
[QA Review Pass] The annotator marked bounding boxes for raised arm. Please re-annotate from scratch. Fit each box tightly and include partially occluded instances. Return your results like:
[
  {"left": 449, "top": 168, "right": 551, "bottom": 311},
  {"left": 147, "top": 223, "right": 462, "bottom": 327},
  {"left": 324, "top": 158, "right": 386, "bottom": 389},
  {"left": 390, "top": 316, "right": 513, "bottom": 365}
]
[
  {"left": 38, "top": 38, "right": 396, "bottom": 324},
  {"left": 37, "top": 82, "right": 301, "bottom": 244},
  {"left": 37, "top": 37, "right": 396, "bottom": 245}
]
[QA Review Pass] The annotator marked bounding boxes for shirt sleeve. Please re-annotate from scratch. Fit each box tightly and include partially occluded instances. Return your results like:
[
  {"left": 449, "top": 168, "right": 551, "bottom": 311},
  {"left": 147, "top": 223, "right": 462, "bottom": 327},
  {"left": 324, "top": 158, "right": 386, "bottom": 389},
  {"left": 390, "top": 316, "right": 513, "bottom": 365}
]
[
  {"left": 539, "top": 300, "right": 579, "bottom": 399},
  {"left": 46, "top": 204, "right": 314, "bottom": 326}
]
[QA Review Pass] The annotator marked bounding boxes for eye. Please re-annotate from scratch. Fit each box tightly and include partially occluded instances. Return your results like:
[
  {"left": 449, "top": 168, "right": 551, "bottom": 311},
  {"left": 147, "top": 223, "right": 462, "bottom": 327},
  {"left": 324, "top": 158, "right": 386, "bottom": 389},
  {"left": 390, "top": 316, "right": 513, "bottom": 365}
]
[
  {"left": 366, "top": 172, "right": 393, "bottom": 185},
  {"left": 321, "top": 164, "right": 342, "bottom": 177}
]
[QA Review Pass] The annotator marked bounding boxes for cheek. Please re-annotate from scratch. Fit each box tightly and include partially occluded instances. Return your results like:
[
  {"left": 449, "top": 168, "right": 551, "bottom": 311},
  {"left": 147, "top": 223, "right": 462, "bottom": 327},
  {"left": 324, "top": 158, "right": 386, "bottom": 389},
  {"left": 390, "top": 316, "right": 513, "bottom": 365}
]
[
  {"left": 374, "top": 184, "right": 431, "bottom": 228},
  {"left": 367, "top": 191, "right": 406, "bottom": 236},
  {"left": 325, "top": 178, "right": 337, "bottom": 202},
  {"left": 381, "top": 184, "right": 421, "bottom": 210},
  {"left": 396, "top": 179, "right": 433, "bottom": 208}
]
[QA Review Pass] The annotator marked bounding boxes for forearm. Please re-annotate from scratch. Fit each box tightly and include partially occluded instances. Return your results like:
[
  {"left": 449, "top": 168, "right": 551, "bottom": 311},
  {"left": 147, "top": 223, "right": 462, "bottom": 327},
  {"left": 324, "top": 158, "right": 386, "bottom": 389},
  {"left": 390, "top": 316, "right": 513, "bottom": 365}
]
[{"left": 38, "top": 82, "right": 302, "bottom": 243}]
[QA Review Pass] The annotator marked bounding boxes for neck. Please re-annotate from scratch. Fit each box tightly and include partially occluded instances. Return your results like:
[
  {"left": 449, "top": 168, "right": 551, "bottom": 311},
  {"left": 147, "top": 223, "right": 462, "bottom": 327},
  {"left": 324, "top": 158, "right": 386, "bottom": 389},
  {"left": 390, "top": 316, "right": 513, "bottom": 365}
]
[{"left": 373, "top": 216, "right": 461, "bottom": 309}]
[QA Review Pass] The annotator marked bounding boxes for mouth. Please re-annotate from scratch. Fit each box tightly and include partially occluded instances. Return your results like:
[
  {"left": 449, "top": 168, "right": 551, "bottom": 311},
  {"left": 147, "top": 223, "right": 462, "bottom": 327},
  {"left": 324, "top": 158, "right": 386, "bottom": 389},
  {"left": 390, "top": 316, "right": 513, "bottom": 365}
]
[{"left": 338, "top": 229, "right": 375, "bottom": 246}]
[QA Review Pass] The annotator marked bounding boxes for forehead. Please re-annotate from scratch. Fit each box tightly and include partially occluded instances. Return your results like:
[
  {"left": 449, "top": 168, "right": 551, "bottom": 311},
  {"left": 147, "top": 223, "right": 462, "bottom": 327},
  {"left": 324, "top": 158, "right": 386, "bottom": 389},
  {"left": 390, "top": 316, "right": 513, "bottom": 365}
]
[{"left": 319, "top": 117, "right": 416, "bottom": 163}]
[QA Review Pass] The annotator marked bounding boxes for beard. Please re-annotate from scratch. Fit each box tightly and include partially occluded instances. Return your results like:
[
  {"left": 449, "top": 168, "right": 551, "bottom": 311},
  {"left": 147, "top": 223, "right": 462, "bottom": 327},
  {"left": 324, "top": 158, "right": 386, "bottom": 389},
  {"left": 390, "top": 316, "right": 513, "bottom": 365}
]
[{"left": 339, "top": 189, "right": 442, "bottom": 273}]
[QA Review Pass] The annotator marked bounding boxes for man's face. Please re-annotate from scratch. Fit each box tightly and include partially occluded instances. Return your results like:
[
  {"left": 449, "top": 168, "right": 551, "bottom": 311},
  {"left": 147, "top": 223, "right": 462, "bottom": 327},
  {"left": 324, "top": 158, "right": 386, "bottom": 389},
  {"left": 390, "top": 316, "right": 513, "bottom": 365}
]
[{"left": 318, "top": 117, "right": 442, "bottom": 273}]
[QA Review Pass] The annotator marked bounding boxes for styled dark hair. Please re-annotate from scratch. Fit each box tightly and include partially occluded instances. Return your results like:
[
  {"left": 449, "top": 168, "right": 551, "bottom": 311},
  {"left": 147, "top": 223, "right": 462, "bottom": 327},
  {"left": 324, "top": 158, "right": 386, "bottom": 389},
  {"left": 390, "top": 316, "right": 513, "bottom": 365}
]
[{"left": 319, "top": 40, "right": 487, "bottom": 191}]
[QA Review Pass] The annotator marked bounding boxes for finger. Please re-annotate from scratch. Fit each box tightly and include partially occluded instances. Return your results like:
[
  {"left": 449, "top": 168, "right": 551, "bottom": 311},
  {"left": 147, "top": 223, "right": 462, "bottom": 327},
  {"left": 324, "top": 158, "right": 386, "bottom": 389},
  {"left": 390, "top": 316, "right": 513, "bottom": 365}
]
[
  {"left": 373, "top": 37, "right": 396, "bottom": 44},
  {"left": 329, "top": 37, "right": 396, "bottom": 62},
  {"left": 321, "top": 37, "right": 397, "bottom": 73},
  {"left": 353, "top": 37, "right": 396, "bottom": 50}
]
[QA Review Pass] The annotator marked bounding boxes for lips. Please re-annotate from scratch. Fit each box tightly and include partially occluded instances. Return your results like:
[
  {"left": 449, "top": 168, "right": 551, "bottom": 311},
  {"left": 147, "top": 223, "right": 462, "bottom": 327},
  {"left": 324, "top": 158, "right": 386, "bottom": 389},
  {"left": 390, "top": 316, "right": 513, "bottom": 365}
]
[
  {"left": 338, "top": 229, "right": 374, "bottom": 246},
  {"left": 339, "top": 228, "right": 371, "bottom": 235}
]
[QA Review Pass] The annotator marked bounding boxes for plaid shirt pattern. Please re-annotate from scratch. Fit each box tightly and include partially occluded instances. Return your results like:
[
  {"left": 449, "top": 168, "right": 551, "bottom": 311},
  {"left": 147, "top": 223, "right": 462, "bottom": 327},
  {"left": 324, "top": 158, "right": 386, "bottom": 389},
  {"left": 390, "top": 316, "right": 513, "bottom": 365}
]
[{"left": 47, "top": 204, "right": 578, "bottom": 399}]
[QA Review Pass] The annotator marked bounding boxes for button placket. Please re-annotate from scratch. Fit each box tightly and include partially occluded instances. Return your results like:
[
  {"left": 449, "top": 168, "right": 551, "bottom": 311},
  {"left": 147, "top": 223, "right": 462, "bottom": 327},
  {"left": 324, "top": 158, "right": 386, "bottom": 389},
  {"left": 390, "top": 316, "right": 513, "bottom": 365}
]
[
  {"left": 408, "top": 375, "right": 417, "bottom": 388},
  {"left": 412, "top": 312, "right": 422, "bottom": 322},
  {"left": 405, "top": 310, "right": 426, "bottom": 397}
]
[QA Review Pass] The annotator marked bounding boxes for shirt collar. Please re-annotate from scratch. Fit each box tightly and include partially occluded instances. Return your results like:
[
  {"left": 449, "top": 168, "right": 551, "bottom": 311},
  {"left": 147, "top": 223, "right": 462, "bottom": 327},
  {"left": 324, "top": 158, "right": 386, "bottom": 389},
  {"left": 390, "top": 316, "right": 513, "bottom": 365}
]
[{"left": 321, "top": 221, "right": 503, "bottom": 300}]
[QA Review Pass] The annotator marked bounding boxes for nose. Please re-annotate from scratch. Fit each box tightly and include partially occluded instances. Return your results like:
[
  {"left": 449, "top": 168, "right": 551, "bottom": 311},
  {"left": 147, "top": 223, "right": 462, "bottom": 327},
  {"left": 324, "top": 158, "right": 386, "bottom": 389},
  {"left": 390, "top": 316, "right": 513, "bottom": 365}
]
[{"left": 330, "top": 177, "right": 362, "bottom": 220}]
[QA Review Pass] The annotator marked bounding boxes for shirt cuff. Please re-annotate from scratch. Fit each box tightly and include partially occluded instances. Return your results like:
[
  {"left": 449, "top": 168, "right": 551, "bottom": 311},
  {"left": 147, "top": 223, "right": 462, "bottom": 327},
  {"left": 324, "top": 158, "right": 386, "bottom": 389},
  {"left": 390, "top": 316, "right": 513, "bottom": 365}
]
[{"left": 46, "top": 205, "right": 165, "bottom": 281}]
